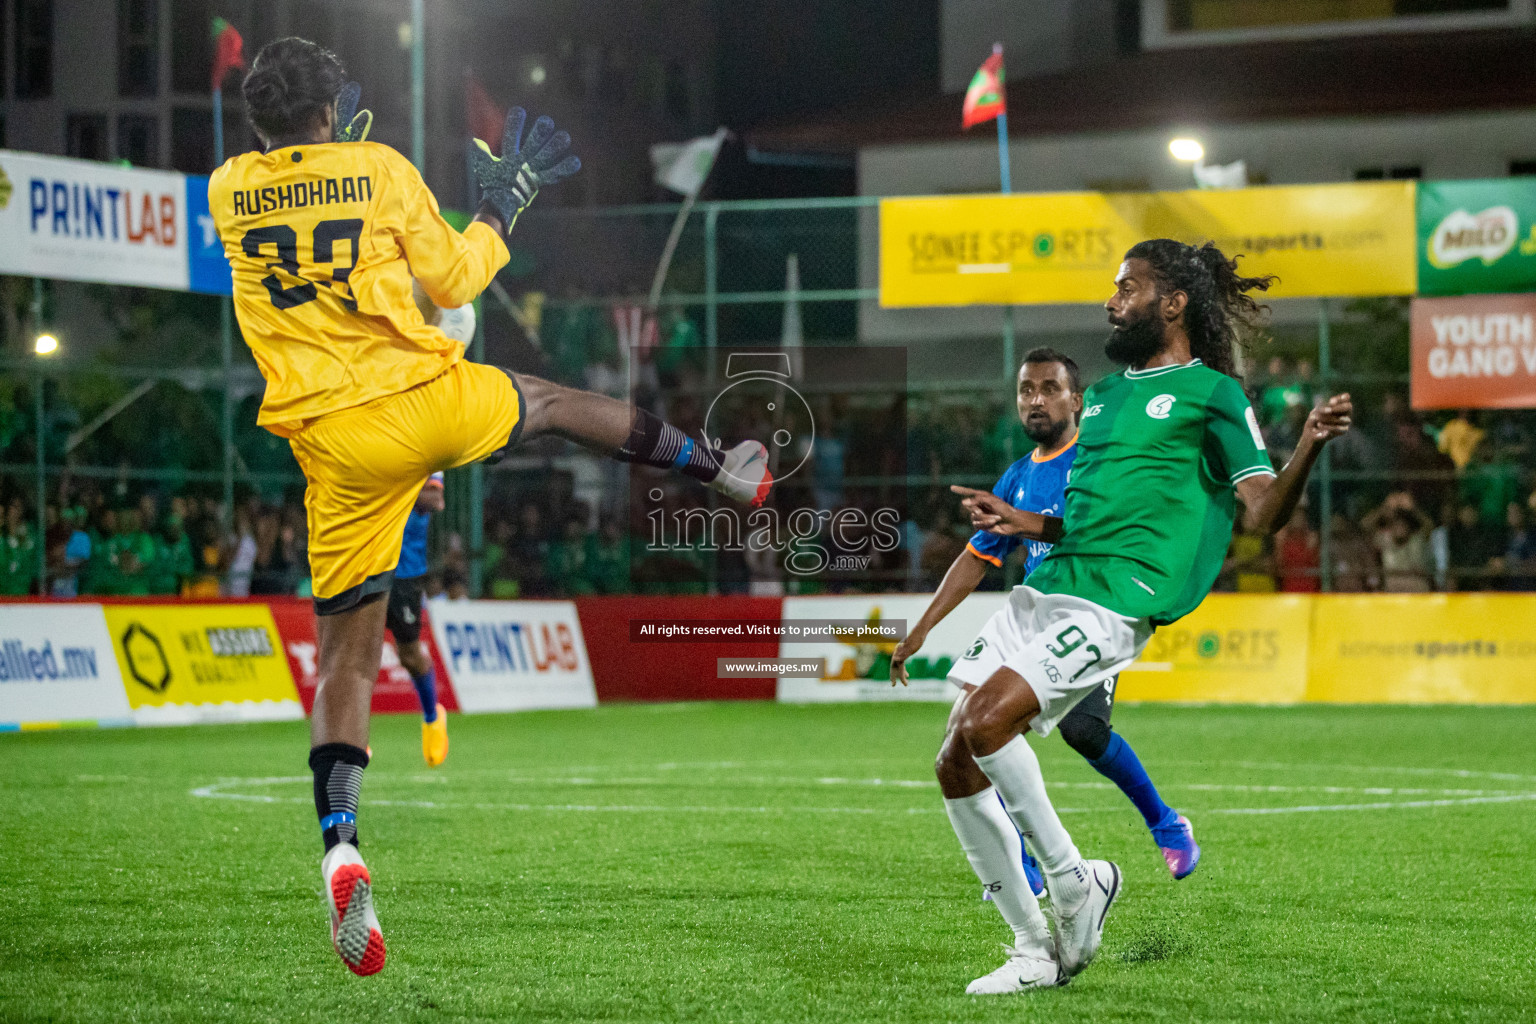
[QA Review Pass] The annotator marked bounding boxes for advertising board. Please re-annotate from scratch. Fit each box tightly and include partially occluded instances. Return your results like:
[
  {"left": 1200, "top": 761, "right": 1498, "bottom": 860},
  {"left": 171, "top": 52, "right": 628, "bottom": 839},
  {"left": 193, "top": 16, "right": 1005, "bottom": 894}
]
[
  {"left": 1118, "top": 594, "right": 1311, "bottom": 703},
  {"left": 1409, "top": 292, "right": 1536, "bottom": 410},
  {"left": 0, "top": 604, "right": 130, "bottom": 729},
  {"left": 427, "top": 599, "right": 597, "bottom": 712},
  {"left": 102, "top": 603, "right": 302, "bottom": 724},
  {"left": 880, "top": 181, "right": 1416, "bottom": 306},
  {"left": 1417, "top": 178, "right": 1536, "bottom": 297},
  {"left": 775, "top": 593, "right": 1006, "bottom": 703},
  {"left": 267, "top": 599, "right": 457, "bottom": 715}
]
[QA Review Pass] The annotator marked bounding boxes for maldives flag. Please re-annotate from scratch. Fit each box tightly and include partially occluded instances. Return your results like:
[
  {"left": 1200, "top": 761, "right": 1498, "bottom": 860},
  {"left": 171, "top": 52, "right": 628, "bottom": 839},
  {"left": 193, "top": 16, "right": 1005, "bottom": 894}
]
[
  {"left": 210, "top": 17, "right": 245, "bottom": 91},
  {"left": 961, "top": 44, "right": 1006, "bottom": 129}
]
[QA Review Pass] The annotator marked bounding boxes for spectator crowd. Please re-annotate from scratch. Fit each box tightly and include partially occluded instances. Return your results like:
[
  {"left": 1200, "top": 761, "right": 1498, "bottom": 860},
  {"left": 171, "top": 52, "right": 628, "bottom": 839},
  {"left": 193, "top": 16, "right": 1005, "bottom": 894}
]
[
  {"left": 6, "top": 357, "right": 1536, "bottom": 600},
  {"left": 1212, "top": 359, "right": 1536, "bottom": 594}
]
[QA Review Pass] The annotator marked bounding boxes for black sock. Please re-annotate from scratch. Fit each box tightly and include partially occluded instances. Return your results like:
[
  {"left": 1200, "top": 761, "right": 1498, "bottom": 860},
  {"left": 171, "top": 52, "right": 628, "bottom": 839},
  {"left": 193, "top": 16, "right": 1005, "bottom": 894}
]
[
  {"left": 310, "top": 742, "right": 369, "bottom": 852},
  {"left": 617, "top": 409, "right": 725, "bottom": 482}
]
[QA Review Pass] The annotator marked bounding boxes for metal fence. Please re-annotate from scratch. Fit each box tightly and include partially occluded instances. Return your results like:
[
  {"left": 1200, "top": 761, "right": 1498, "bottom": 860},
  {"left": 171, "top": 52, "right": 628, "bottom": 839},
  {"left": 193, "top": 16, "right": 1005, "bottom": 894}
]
[{"left": 1, "top": 196, "right": 1525, "bottom": 597}]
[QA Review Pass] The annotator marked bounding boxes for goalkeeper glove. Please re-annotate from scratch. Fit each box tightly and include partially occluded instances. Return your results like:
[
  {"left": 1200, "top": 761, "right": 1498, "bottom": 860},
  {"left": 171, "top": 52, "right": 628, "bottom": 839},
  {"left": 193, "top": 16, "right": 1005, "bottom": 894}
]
[
  {"left": 470, "top": 107, "right": 581, "bottom": 234},
  {"left": 334, "top": 82, "right": 373, "bottom": 143}
]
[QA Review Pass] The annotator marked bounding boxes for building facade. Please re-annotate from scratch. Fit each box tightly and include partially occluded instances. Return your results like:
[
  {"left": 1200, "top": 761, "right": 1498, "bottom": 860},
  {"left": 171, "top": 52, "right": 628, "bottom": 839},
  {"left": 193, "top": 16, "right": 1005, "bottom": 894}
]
[
  {"left": 0, "top": 0, "right": 717, "bottom": 207},
  {"left": 748, "top": 2, "right": 1536, "bottom": 351}
]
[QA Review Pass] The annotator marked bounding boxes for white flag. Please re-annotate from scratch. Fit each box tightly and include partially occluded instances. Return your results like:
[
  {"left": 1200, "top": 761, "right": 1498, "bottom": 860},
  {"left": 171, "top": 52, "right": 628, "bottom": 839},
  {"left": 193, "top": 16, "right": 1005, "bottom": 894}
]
[
  {"left": 650, "top": 128, "right": 727, "bottom": 198},
  {"left": 1193, "top": 159, "right": 1248, "bottom": 190}
]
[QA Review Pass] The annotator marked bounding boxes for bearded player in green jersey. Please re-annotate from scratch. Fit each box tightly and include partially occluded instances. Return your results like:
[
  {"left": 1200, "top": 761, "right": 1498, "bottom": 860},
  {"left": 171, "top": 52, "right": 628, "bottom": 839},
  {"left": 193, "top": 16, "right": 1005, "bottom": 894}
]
[{"left": 931, "top": 239, "right": 1352, "bottom": 995}]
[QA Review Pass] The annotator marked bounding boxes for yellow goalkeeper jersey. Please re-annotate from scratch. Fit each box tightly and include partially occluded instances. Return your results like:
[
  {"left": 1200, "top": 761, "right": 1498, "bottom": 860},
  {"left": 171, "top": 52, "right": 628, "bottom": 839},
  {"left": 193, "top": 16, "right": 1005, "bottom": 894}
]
[{"left": 209, "top": 141, "right": 508, "bottom": 436}]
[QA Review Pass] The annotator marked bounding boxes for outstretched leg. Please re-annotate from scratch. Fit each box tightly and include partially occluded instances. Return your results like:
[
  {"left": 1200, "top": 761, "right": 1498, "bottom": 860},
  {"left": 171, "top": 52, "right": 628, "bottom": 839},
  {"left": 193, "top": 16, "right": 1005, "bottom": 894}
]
[
  {"left": 514, "top": 373, "right": 771, "bottom": 505},
  {"left": 296, "top": 363, "right": 775, "bottom": 978}
]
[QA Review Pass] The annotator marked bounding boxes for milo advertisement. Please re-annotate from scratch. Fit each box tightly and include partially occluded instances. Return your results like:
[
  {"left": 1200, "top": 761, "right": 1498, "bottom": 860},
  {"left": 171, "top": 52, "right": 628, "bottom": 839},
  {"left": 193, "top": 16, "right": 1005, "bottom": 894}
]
[{"left": 1418, "top": 179, "right": 1536, "bottom": 296}]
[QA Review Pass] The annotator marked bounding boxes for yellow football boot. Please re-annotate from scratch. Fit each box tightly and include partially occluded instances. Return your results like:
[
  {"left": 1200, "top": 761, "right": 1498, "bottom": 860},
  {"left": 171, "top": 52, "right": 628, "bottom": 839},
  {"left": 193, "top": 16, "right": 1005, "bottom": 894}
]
[{"left": 422, "top": 705, "right": 449, "bottom": 767}]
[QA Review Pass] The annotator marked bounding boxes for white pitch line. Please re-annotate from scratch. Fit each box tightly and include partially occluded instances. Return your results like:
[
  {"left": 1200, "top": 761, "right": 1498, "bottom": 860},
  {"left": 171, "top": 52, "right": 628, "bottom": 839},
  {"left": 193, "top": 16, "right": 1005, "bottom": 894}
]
[
  {"left": 188, "top": 776, "right": 1536, "bottom": 817},
  {"left": 332, "top": 774, "right": 1516, "bottom": 799},
  {"left": 188, "top": 780, "right": 943, "bottom": 815},
  {"left": 1181, "top": 760, "right": 1536, "bottom": 785},
  {"left": 1211, "top": 792, "right": 1536, "bottom": 815}
]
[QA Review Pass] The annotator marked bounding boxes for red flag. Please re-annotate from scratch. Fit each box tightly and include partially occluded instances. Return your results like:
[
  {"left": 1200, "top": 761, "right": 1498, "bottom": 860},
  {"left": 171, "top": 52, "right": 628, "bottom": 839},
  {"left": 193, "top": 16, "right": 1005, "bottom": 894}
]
[
  {"left": 210, "top": 18, "right": 245, "bottom": 92},
  {"left": 961, "top": 44, "right": 1006, "bottom": 129},
  {"left": 211, "top": 18, "right": 245, "bottom": 92},
  {"left": 466, "top": 75, "right": 506, "bottom": 150}
]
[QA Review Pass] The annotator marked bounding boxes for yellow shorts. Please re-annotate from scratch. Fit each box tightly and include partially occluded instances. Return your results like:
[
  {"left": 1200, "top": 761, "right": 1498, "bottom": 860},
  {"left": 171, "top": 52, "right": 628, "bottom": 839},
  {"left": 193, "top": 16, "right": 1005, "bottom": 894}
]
[{"left": 289, "top": 359, "right": 523, "bottom": 612}]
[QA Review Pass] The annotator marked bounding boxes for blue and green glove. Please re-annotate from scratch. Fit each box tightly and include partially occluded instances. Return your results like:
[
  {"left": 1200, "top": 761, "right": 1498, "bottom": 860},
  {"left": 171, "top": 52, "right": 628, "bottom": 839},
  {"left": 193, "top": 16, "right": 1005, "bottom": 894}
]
[
  {"left": 334, "top": 82, "right": 372, "bottom": 143},
  {"left": 470, "top": 107, "right": 581, "bottom": 234}
]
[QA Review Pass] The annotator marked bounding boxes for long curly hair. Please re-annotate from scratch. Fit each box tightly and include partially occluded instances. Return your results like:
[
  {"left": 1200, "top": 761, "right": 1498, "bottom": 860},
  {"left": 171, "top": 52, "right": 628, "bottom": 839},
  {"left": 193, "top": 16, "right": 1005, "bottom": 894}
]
[{"left": 1124, "top": 239, "right": 1275, "bottom": 381}]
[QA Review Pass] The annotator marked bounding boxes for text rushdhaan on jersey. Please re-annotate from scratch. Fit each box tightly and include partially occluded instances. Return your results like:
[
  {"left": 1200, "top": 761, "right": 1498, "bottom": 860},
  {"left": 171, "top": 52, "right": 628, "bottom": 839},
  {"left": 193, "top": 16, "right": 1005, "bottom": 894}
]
[
  {"left": 209, "top": 141, "right": 508, "bottom": 436},
  {"left": 229, "top": 174, "right": 375, "bottom": 217}
]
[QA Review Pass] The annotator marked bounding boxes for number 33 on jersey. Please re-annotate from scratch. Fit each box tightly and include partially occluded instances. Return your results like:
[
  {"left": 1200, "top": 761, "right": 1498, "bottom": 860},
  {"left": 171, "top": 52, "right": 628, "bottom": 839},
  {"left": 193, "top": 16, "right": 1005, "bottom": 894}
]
[{"left": 209, "top": 141, "right": 509, "bottom": 438}]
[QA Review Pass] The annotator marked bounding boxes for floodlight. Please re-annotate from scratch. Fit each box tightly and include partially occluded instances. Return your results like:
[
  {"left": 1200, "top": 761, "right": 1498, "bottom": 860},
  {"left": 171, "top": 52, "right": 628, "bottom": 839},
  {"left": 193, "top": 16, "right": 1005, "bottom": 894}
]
[
  {"left": 34, "top": 334, "right": 58, "bottom": 356},
  {"left": 1169, "top": 138, "right": 1205, "bottom": 163}
]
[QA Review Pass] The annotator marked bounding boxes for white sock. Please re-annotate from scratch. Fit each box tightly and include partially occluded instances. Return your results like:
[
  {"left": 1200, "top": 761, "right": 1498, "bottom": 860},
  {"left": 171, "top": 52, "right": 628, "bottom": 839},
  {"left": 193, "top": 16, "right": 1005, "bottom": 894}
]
[
  {"left": 943, "top": 788, "right": 1053, "bottom": 956},
  {"left": 974, "top": 734, "right": 1088, "bottom": 910}
]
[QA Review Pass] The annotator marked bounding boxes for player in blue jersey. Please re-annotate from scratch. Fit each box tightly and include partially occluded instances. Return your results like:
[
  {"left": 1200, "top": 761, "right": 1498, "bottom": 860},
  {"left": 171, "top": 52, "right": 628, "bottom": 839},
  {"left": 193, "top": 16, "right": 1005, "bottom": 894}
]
[
  {"left": 386, "top": 472, "right": 448, "bottom": 766},
  {"left": 893, "top": 348, "right": 1197, "bottom": 889}
]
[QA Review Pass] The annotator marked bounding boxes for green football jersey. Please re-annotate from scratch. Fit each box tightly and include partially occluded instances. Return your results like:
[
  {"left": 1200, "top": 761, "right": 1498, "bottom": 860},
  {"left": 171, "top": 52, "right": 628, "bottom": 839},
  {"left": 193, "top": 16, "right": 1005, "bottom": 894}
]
[{"left": 1028, "top": 359, "right": 1273, "bottom": 626}]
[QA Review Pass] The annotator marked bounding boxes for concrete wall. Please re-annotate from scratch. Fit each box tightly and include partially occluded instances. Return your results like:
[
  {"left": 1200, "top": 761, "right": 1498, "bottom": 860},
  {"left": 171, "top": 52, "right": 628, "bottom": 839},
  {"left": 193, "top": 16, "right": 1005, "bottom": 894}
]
[
  {"left": 861, "top": 108, "right": 1536, "bottom": 198},
  {"left": 940, "top": 0, "right": 1120, "bottom": 92}
]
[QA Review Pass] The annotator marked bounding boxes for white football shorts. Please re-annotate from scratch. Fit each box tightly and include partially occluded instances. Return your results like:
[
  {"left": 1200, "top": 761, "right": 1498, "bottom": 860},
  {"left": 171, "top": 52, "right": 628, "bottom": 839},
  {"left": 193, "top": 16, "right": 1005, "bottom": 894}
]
[{"left": 947, "top": 586, "right": 1152, "bottom": 738}]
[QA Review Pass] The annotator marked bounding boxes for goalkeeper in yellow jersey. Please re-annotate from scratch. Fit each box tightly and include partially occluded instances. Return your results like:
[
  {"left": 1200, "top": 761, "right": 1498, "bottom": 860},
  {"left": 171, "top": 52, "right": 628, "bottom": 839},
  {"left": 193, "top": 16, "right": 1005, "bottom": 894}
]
[{"left": 210, "top": 37, "right": 772, "bottom": 977}]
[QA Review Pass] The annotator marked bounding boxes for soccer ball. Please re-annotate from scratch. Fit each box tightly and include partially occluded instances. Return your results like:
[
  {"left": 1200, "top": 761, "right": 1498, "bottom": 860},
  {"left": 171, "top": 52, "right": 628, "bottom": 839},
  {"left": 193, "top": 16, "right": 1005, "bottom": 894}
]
[
  {"left": 411, "top": 279, "right": 478, "bottom": 344},
  {"left": 435, "top": 303, "right": 477, "bottom": 344}
]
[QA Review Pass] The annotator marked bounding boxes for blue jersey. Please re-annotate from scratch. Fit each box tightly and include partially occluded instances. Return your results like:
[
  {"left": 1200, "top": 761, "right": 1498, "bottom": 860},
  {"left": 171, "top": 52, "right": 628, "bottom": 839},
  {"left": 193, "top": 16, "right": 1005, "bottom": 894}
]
[
  {"left": 397, "top": 510, "right": 431, "bottom": 580},
  {"left": 966, "top": 435, "right": 1077, "bottom": 577}
]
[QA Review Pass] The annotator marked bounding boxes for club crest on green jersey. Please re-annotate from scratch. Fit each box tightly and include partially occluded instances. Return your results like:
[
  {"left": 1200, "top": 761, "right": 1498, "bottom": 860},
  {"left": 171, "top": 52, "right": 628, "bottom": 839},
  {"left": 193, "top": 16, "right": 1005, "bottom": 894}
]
[{"left": 1145, "top": 394, "right": 1177, "bottom": 419}]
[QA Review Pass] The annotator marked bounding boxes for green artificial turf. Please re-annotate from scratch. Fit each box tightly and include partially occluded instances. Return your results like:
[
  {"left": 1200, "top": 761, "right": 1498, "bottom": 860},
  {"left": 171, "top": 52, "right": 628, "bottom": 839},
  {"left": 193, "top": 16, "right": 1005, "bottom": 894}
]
[{"left": 2, "top": 702, "right": 1534, "bottom": 1023}]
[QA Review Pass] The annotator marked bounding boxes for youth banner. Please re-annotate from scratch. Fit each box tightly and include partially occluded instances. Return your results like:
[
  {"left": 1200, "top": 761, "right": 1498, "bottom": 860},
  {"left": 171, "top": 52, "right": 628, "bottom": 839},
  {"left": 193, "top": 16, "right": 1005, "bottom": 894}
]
[
  {"left": 1410, "top": 293, "right": 1536, "bottom": 410},
  {"left": 879, "top": 181, "right": 1416, "bottom": 306},
  {"left": 101, "top": 603, "right": 302, "bottom": 725},
  {"left": 426, "top": 599, "right": 596, "bottom": 712},
  {"left": 0, "top": 604, "right": 130, "bottom": 729}
]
